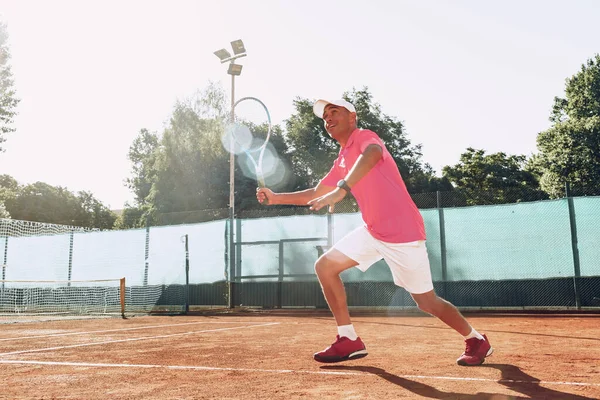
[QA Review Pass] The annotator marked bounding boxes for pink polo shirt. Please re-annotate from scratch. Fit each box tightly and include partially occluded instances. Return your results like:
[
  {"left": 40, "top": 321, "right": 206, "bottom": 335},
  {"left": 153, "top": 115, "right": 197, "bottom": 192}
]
[{"left": 320, "top": 128, "right": 426, "bottom": 243}]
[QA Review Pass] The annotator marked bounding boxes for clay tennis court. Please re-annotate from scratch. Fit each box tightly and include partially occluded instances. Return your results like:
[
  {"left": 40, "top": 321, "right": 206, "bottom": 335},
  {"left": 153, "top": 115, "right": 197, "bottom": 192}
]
[{"left": 1, "top": 311, "right": 598, "bottom": 399}]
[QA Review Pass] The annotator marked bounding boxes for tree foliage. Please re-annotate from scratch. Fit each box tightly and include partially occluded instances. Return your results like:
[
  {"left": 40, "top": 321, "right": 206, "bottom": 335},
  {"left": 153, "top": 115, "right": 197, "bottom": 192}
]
[
  {"left": 120, "top": 83, "right": 295, "bottom": 227},
  {"left": 536, "top": 54, "right": 600, "bottom": 197},
  {"left": 284, "top": 87, "right": 447, "bottom": 193},
  {"left": 0, "top": 21, "right": 19, "bottom": 151},
  {"left": 442, "top": 148, "right": 547, "bottom": 205},
  {"left": 125, "top": 128, "right": 159, "bottom": 206},
  {"left": 2, "top": 180, "right": 116, "bottom": 229},
  {"left": 0, "top": 174, "right": 17, "bottom": 218}
]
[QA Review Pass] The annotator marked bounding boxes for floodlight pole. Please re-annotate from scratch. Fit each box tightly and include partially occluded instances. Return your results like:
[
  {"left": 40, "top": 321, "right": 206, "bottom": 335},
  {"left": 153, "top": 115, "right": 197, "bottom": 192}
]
[
  {"left": 214, "top": 46, "right": 246, "bottom": 309},
  {"left": 228, "top": 71, "right": 236, "bottom": 309}
]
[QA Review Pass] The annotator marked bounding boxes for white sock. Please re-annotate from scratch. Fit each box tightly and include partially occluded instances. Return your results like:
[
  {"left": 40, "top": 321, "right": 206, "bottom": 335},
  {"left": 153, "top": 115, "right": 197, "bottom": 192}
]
[
  {"left": 464, "top": 328, "right": 484, "bottom": 340},
  {"left": 338, "top": 324, "right": 358, "bottom": 341}
]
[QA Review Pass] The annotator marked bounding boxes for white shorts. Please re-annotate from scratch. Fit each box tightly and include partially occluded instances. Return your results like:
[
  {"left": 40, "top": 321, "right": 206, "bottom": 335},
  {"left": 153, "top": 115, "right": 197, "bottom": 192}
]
[{"left": 332, "top": 225, "right": 434, "bottom": 294}]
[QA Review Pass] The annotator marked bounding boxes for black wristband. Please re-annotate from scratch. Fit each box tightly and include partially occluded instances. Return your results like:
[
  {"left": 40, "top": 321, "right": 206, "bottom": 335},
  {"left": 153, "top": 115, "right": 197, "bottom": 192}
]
[{"left": 337, "top": 179, "right": 352, "bottom": 194}]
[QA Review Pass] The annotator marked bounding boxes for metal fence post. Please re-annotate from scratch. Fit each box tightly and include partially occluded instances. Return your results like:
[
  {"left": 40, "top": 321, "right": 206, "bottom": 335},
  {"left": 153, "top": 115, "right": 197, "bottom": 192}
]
[
  {"left": 565, "top": 182, "right": 582, "bottom": 309},
  {"left": 184, "top": 234, "right": 190, "bottom": 314},
  {"left": 235, "top": 218, "right": 242, "bottom": 283},
  {"left": 227, "top": 218, "right": 235, "bottom": 308},
  {"left": 278, "top": 240, "right": 284, "bottom": 308},
  {"left": 437, "top": 191, "right": 448, "bottom": 297}
]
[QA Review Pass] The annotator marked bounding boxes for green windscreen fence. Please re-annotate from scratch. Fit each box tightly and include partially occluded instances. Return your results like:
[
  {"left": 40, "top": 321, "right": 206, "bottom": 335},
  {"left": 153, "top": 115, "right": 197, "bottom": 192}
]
[
  {"left": 442, "top": 200, "right": 572, "bottom": 281},
  {"left": 574, "top": 197, "right": 600, "bottom": 277},
  {"left": 230, "top": 197, "right": 599, "bottom": 310},
  {"left": 2, "top": 195, "right": 599, "bottom": 316}
]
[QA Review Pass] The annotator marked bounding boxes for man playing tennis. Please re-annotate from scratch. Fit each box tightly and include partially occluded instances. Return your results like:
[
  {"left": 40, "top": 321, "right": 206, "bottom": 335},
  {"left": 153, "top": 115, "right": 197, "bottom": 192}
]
[{"left": 256, "top": 98, "right": 493, "bottom": 366}]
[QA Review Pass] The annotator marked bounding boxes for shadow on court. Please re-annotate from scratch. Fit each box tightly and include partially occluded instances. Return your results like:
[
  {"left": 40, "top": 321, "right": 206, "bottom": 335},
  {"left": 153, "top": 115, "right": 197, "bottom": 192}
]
[{"left": 321, "top": 364, "right": 597, "bottom": 400}]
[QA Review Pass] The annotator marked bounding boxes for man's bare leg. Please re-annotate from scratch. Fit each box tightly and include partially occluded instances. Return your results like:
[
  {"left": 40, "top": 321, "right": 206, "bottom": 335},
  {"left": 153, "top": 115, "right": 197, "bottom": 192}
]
[{"left": 314, "top": 249, "right": 357, "bottom": 326}]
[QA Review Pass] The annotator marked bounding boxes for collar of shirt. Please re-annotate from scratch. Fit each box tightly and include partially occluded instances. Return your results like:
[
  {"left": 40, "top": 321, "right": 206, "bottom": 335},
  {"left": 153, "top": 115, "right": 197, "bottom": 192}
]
[{"left": 341, "top": 128, "right": 361, "bottom": 150}]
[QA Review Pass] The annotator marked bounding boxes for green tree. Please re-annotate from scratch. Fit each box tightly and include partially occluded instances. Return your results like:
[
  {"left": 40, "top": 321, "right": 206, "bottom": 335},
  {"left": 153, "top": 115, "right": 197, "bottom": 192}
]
[
  {"left": 5, "top": 181, "right": 116, "bottom": 229},
  {"left": 0, "top": 21, "right": 20, "bottom": 151},
  {"left": 536, "top": 54, "right": 600, "bottom": 197},
  {"left": 442, "top": 148, "right": 547, "bottom": 205},
  {"left": 121, "top": 83, "right": 294, "bottom": 226},
  {"left": 75, "top": 191, "right": 117, "bottom": 230},
  {"left": 284, "top": 87, "right": 444, "bottom": 193},
  {"left": 121, "top": 84, "right": 230, "bottom": 227},
  {"left": 148, "top": 99, "right": 230, "bottom": 218},
  {"left": 125, "top": 128, "right": 159, "bottom": 206},
  {"left": 113, "top": 206, "right": 146, "bottom": 229},
  {"left": 0, "top": 174, "right": 18, "bottom": 218}
]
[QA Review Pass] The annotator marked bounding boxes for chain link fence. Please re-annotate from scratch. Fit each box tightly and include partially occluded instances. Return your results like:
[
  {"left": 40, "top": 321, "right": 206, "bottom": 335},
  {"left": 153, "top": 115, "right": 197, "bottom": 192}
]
[
  {"left": 189, "top": 184, "right": 600, "bottom": 312},
  {"left": 3, "top": 185, "right": 598, "bottom": 317}
]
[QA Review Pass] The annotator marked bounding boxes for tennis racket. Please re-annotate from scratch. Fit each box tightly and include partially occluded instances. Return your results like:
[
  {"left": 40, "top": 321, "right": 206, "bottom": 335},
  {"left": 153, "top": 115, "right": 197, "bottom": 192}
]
[{"left": 229, "top": 96, "right": 272, "bottom": 204}]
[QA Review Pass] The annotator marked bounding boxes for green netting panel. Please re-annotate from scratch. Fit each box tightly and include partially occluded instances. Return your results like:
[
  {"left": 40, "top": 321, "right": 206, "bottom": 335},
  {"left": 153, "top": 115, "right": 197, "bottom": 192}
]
[
  {"left": 5, "top": 234, "right": 72, "bottom": 281},
  {"left": 72, "top": 229, "right": 147, "bottom": 284},
  {"left": 422, "top": 209, "right": 442, "bottom": 281},
  {"left": 239, "top": 214, "right": 328, "bottom": 242},
  {"left": 282, "top": 241, "right": 326, "bottom": 277},
  {"left": 148, "top": 226, "right": 187, "bottom": 286},
  {"left": 443, "top": 199, "right": 574, "bottom": 281},
  {"left": 238, "top": 242, "right": 280, "bottom": 281},
  {"left": 572, "top": 196, "right": 600, "bottom": 277},
  {"left": 186, "top": 220, "right": 228, "bottom": 284},
  {"left": 331, "top": 213, "right": 363, "bottom": 243},
  {"left": 237, "top": 214, "right": 329, "bottom": 281}
]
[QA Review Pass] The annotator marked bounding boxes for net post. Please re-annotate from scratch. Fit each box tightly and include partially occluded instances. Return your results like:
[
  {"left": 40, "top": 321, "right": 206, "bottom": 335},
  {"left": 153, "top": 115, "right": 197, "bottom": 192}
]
[
  {"left": 67, "top": 230, "right": 74, "bottom": 287},
  {"left": 120, "top": 277, "right": 127, "bottom": 319}
]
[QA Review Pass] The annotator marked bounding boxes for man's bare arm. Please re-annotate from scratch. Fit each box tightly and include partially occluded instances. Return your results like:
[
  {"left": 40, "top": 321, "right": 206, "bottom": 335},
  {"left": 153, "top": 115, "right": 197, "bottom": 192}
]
[
  {"left": 342, "top": 144, "right": 383, "bottom": 189},
  {"left": 257, "top": 181, "right": 334, "bottom": 206}
]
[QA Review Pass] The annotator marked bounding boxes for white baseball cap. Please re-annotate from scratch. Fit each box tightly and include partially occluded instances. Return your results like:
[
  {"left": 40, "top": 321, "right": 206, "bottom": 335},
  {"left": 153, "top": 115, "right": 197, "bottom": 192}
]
[{"left": 313, "top": 98, "right": 356, "bottom": 119}]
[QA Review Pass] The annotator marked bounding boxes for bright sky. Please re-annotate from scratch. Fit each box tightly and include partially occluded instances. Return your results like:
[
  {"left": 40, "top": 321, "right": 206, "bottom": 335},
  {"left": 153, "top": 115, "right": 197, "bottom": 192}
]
[{"left": 0, "top": 0, "right": 598, "bottom": 209}]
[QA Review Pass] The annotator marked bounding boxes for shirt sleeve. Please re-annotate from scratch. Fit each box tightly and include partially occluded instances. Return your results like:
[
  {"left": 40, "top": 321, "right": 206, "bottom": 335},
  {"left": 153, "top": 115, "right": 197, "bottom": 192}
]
[
  {"left": 357, "top": 130, "right": 389, "bottom": 161},
  {"left": 320, "top": 162, "right": 342, "bottom": 187}
]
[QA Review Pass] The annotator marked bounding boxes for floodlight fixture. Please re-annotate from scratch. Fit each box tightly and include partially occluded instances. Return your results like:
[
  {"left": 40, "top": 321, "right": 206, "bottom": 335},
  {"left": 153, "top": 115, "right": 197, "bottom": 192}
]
[
  {"left": 214, "top": 48, "right": 232, "bottom": 61},
  {"left": 231, "top": 39, "right": 246, "bottom": 55},
  {"left": 227, "top": 63, "right": 243, "bottom": 76}
]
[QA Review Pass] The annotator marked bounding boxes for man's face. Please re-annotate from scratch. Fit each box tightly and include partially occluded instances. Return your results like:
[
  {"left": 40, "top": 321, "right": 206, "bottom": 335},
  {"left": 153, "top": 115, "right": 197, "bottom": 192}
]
[{"left": 323, "top": 105, "right": 356, "bottom": 140}]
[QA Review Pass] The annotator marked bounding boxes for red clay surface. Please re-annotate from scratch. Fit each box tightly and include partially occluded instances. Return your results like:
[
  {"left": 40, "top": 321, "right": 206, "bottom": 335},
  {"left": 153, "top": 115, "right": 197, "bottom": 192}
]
[{"left": 0, "top": 311, "right": 599, "bottom": 399}]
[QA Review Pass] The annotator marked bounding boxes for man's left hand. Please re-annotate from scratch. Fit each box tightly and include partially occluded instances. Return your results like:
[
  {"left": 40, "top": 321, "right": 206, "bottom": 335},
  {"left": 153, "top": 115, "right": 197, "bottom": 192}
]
[{"left": 307, "top": 189, "right": 347, "bottom": 213}]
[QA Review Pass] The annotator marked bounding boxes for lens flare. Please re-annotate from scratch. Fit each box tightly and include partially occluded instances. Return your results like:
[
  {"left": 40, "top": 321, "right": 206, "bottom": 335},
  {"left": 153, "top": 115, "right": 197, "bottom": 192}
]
[{"left": 221, "top": 123, "right": 253, "bottom": 154}]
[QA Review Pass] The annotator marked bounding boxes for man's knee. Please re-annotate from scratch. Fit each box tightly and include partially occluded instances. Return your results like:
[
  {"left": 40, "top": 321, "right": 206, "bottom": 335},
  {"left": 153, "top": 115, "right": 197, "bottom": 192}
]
[
  {"left": 314, "top": 257, "right": 333, "bottom": 278},
  {"left": 412, "top": 292, "right": 443, "bottom": 315}
]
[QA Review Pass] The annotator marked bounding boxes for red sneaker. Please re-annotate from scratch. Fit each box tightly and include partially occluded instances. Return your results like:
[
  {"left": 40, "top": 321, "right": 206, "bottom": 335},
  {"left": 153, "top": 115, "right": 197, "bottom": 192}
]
[
  {"left": 314, "top": 335, "right": 368, "bottom": 363},
  {"left": 457, "top": 334, "right": 493, "bottom": 366}
]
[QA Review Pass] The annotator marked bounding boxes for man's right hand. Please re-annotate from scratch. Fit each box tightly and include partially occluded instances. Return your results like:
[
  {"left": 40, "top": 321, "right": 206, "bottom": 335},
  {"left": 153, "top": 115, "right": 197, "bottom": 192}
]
[{"left": 256, "top": 187, "right": 275, "bottom": 205}]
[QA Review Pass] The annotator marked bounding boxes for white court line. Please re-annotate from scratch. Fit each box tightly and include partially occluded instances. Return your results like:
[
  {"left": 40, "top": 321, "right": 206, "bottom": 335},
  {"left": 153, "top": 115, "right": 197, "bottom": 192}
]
[
  {"left": 0, "top": 320, "right": 270, "bottom": 342},
  {"left": 0, "top": 359, "right": 598, "bottom": 388},
  {"left": 0, "top": 322, "right": 280, "bottom": 356}
]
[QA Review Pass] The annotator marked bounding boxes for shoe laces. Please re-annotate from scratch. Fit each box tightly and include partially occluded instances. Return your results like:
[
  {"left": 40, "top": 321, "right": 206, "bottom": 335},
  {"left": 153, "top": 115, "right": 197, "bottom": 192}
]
[
  {"left": 332, "top": 335, "right": 344, "bottom": 345},
  {"left": 464, "top": 337, "right": 480, "bottom": 355}
]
